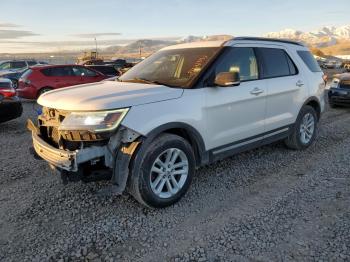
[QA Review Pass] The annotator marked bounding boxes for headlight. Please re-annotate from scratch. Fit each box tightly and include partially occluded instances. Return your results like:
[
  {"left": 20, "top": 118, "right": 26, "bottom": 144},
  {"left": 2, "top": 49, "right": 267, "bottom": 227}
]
[
  {"left": 59, "top": 108, "right": 129, "bottom": 132},
  {"left": 330, "top": 78, "right": 339, "bottom": 88}
]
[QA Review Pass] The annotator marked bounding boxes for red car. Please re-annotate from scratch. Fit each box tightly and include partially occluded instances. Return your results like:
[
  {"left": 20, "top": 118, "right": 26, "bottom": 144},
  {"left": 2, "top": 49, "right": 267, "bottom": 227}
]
[{"left": 17, "top": 65, "right": 108, "bottom": 99}]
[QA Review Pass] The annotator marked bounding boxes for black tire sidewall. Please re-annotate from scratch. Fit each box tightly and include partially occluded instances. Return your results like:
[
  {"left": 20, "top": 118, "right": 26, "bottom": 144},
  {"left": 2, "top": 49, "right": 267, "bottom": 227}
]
[
  {"left": 136, "top": 135, "right": 195, "bottom": 208},
  {"left": 295, "top": 106, "right": 318, "bottom": 149}
]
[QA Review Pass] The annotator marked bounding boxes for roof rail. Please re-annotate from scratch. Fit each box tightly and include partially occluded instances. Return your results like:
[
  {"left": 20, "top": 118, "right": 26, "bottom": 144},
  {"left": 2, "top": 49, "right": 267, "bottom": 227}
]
[{"left": 232, "top": 37, "right": 305, "bottom": 46}]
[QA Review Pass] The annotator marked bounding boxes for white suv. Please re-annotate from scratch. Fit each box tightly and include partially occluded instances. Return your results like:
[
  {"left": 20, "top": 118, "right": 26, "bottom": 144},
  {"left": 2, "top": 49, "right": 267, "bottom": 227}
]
[{"left": 28, "top": 37, "right": 325, "bottom": 208}]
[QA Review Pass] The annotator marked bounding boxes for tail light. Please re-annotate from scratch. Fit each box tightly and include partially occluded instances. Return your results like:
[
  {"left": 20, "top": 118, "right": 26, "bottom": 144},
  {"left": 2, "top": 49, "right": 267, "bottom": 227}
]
[{"left": 0, "top": 87, "right": 16, "bottom": 97}]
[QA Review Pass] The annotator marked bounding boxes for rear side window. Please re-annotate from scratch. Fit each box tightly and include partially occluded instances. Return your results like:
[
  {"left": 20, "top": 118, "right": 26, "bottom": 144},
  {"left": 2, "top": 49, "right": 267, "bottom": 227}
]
[
  {"left": 297, "top": 51, "right": 322, "bottom": 72},
  {"left": 41, "top": 67, "right": 74, "bottom": 77},
  {"left": 258, "top": 48, "right": 298, "bottom": 78}
]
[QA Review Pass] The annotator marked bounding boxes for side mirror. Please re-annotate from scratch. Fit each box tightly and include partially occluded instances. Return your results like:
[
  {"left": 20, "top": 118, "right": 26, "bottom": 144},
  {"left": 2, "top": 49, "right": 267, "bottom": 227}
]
[{"left": 214, "top": 72, "right": 240, "bottom": 87}]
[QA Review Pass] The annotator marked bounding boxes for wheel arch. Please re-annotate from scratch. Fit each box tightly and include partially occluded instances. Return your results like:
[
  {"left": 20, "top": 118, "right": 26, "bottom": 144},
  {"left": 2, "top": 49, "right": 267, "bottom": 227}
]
[
  {"left": 302, "top": 96, "right": 321, "bottom": 121},
  {"left": 143, "top": 122, "right": 208, "bottom": 167}
]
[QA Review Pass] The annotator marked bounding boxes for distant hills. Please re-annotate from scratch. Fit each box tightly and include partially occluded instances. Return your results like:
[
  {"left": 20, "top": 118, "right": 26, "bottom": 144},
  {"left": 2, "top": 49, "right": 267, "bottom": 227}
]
[
  {"left": 265, "top": 25, "right": 350, "bottom": 44},
  {"left": 265, "top": 25, "right": 350, "bottom": 55},
  {"left": 104, "top": 35, "right": 233, "bottom": 58}
]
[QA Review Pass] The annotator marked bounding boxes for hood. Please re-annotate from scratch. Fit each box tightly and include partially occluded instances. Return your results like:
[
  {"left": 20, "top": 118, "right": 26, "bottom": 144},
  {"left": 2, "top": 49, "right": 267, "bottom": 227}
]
[{"left": 38, "top": 81, "right": 184, "bottom": 111}]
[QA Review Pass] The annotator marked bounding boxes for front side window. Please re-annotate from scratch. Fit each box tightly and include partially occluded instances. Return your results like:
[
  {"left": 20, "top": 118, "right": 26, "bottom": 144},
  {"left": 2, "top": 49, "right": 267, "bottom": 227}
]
[
  {"left": 27, "top": 61, "right": 37, "bottom": 66},
  {"left": 73, "top": 67, "right": 98, "bottom": 77},
  {"left": 215, "top": 47, "right": 258, "bottom": 81},
  {"left": 119, "top": 47, "right": 220, "bottom": 88},
  {"left": 258, "top": 48, "right": 297, "bottom": 78}
]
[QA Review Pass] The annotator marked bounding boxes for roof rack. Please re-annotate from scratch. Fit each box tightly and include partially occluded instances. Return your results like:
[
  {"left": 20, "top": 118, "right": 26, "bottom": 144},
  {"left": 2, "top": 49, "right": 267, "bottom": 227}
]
[{"left": 232, "top": 37, "right": 305, "bottom": 46}]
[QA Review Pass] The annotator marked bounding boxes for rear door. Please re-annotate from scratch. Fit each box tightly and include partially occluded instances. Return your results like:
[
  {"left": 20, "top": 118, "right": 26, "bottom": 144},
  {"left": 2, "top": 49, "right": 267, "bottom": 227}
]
[
  {"left": 204, "top": 46, "right": 267, "bottom": 151},
  {"left": 41, "top": 67, "right": 76, "bottom": 88},
  {"left": 256, "top": 46, "right": 307, "bottom": 132}
]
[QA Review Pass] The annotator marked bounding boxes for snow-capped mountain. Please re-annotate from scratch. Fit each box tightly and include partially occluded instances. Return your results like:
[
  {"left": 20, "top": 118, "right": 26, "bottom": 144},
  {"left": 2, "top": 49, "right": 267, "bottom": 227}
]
[{"left": 265, "top": 25, "right": 350, "bottom": 46}]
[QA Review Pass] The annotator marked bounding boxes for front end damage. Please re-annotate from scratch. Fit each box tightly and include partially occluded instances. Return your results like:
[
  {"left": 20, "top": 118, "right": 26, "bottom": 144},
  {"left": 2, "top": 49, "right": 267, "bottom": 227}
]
[{"left": 28, "top": 107, "right": 141, "bottom": 194}]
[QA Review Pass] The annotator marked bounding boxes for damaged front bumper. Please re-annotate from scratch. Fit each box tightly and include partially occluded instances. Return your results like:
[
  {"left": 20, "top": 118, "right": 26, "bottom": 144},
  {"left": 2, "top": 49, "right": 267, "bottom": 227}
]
[
  {"left": 28, "top": 118, "right": 141, "bottom": 193},
  {"left": 31, "top": 130, "right": 108, "bottom": 172}
]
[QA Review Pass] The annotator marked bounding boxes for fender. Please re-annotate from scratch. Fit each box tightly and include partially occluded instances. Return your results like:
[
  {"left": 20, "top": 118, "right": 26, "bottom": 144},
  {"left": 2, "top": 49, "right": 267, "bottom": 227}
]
[
  {"left": 301, "top": 96, "right": 322, "bottom": 120},
  {"left": 137, "top": 122, "right": 209, "bottom": 167}
]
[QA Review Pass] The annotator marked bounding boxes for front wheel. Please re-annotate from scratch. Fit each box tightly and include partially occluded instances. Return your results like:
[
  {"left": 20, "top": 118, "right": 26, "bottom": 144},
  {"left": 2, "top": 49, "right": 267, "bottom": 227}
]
[
  {"left": 37, "top": 87, "right": 52, "bottom": 98},
  {"left": 128, "top": 133, "right": 195, "bottom": 208},
  {"left": 285, "top": 105, "right": 318, "bottom": 150},
  {"left": 11, "top": 79, "right": 18, "bottom": 89}
]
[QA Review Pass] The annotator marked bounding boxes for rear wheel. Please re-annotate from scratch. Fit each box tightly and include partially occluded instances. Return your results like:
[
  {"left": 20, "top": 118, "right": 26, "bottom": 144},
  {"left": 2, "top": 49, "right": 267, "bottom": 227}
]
[
  {"left": 128, "top": 133, "right": 195, "bottom": 208},
  {"left": 285, "top": 105, "right": 318, "bottom": 150}
]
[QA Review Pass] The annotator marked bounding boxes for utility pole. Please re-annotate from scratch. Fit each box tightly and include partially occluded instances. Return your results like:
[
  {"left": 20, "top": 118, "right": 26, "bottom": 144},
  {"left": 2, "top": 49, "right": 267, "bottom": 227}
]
[
  {"left": 139, "top": 42, "right": 142, "bottom": 59},
  {"left": 94, "top": 37, "right": 98, "bottom": 58}
]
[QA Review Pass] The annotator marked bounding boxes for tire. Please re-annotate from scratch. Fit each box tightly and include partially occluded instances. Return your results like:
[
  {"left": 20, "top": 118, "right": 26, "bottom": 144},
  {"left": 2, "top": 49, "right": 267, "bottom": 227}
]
[
  {"left": 11, "top": 79, "right": 18, "bottom": 89},
  {"left": 284, "top": 105, "right": 318, "bottom": 150},
  {"left": 128, "top": 133, "right": 195, "bottom": 208},
  {"left": 37, "top": 87, "right": 52, "bottom": 98}
]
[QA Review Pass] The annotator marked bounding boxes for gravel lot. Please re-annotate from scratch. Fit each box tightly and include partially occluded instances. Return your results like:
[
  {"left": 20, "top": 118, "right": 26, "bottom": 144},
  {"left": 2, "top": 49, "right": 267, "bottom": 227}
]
[{"left": 0, "top": 100, "right": 349, "bottom": 262}]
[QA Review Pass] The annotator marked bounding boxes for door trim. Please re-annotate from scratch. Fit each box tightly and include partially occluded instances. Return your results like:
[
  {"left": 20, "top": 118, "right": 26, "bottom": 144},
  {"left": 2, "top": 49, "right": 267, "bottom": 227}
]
[{"left": 209, "top": 124, "right": 293, "bottom": 162}]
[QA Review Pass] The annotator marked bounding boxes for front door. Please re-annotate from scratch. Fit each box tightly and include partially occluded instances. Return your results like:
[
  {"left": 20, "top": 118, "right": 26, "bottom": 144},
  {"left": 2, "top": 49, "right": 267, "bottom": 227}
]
[{"left": 204, "top": 47, "right": 267, "bottom": 151}]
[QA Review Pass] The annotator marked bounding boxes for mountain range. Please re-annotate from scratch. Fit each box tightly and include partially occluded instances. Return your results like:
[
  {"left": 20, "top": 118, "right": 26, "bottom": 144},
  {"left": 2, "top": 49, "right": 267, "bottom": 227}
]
[{"left": 265, "top": 25, "right": 350, "bottom": 47}]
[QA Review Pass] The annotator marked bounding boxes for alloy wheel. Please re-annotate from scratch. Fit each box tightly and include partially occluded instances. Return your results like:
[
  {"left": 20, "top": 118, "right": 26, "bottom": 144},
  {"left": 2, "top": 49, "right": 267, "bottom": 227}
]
[
  {"left": 150, "top": 148, "right": 189, "bottom": 199},
  {"left": 299, "top": 113, "right": 315, "bottom": 144}
]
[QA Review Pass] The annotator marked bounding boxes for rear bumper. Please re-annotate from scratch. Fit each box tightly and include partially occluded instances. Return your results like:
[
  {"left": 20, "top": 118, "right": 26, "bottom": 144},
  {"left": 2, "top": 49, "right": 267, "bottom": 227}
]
[
  {"left": 29, "top": 120, "right": 108, "bottom": 172},
  {"left": 328, "top": 88, "right": 350, "bottom": 105},
  {"left": 17, "top": 83, "right": 37, "bottom": 99}
]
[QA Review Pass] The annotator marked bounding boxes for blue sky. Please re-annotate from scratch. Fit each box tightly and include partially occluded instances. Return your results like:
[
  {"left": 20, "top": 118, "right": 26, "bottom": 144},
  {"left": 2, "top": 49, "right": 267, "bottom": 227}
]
[{"left": 0, "top": 0, "right": 349, "bottom": 52}]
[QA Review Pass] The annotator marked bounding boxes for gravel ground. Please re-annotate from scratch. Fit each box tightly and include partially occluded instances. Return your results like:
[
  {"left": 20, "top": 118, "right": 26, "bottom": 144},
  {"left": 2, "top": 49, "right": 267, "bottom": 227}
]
[{"left": 0, "top": 100, "right": 349, "bottom": 262}]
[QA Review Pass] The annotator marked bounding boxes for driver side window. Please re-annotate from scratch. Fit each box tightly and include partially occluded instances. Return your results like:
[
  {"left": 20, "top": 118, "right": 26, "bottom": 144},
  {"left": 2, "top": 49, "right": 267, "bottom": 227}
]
[{"left": 215, "top": 47, "right": 258, "bottom": 81}]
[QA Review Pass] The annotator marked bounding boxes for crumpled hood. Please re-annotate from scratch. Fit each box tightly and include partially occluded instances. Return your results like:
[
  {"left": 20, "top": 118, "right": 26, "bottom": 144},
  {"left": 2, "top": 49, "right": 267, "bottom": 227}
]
[{"left": 38, "top": 81, "right": 184, "bottom": 111}]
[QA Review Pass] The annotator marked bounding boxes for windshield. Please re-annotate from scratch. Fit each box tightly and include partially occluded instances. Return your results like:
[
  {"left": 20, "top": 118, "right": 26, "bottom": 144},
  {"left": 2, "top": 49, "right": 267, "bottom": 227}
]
[{"left": 119, "top": 47, "right": 220, "bottom": 88}]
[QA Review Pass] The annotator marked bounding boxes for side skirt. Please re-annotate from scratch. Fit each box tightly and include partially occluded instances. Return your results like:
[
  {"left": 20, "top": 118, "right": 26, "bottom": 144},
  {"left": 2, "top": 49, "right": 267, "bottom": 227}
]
[{"left": 207, "top": 125, "right": 293, "bottom": 163}]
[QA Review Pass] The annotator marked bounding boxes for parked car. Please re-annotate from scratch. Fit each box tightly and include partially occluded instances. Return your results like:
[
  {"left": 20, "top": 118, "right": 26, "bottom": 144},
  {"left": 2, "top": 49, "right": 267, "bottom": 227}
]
[
  {"left": 86, "top": 65, "right": 121, "bottom": 77},
  {"left": 328, "top": 73, "right": 350, "bottom": 107},
  {"left": 0, "top": 68, "right": 28, "bottom": 89},
  {"left": 28, "top": 37, "right": 325, "bottom": 208},
  {"left": 0, "top": 78, "right": 22, "bottom": 123},
  {"left": 0, "top": 60, "right": 41, "bottom": 72},
  {"left": 17, "top": 65, "right": 108, "bottom": 99}
]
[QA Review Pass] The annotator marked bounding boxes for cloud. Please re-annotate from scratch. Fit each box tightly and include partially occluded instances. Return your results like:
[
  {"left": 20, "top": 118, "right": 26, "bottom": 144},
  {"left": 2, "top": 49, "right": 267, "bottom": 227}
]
[
  {"left": 0, "top": 22, "right": 20, "bottom": 28},
  {"left": 0, "top": 29, "right": 39, "bottom": 39},
  {"left": 72, "top": 32, "right": 121, "bottom": 38}
]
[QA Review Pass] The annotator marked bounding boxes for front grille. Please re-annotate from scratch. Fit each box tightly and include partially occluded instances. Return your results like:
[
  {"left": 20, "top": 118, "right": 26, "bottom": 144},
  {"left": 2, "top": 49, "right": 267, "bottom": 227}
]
[{"left": 38, "top": 107, "right": 109, "bottom": 150}]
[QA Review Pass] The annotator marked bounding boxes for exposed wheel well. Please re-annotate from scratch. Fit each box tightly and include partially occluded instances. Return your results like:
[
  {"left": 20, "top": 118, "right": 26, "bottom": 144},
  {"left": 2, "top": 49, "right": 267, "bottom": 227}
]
[{"left": 305, "top": 99, "right": 321, "bottom": 121}]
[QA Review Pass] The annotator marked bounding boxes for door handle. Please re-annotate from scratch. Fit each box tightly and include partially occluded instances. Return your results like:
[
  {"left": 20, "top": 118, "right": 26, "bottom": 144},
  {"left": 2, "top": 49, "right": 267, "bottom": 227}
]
[
  {"left": 296, "top": 80, "right": 304, "bottom": 87},
  {"left": 250, "top": 87, "right": 264, "bottom": 95}
]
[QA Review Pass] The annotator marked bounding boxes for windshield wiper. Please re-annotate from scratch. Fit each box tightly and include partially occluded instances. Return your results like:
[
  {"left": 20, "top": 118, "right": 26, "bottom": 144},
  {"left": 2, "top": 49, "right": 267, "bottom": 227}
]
[{"left": 123, "top": 77, "right": 179, "bottom": 88}]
